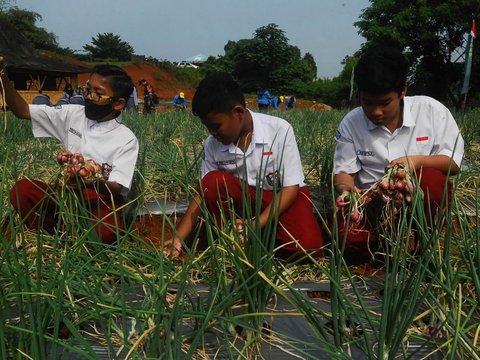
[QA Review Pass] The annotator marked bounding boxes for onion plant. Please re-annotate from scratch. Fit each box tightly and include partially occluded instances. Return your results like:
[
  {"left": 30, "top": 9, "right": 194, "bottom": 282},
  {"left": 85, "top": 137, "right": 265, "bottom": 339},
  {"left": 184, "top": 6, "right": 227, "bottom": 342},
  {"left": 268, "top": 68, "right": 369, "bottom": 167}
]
[{"left": 0, "top": 108, "right": 479, "bottom": 359}]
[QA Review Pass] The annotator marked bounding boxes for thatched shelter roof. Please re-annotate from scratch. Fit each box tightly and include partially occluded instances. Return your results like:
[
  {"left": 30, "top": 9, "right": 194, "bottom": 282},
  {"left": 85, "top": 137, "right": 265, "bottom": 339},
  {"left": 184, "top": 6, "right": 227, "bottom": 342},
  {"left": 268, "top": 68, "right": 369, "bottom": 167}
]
[{"left": 0, "top": 20, "right": 90, "bottom": 75}]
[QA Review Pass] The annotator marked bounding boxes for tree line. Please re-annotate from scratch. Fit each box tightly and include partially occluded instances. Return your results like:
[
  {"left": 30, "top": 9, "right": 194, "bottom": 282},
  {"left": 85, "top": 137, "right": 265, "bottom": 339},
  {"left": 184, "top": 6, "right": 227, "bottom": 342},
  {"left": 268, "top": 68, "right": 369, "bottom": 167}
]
[{"left": 1, "top": 1, "right": 479, "bottom": 108}]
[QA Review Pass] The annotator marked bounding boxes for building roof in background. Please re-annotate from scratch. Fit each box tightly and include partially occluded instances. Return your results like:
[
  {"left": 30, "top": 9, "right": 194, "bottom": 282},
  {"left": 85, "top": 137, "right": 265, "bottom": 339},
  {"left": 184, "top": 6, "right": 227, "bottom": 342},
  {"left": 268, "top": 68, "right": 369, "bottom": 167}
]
[
  {"left": 181, "top": 53, "right": 208, "bottom": 64},
  {"left": 0, "top": 21, "right": 91, "bottom": 75}
]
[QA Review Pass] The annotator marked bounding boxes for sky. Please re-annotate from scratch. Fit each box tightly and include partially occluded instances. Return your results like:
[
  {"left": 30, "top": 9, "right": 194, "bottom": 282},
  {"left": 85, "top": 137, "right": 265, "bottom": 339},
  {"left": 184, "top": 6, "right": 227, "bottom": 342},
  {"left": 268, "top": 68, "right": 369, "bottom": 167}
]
[{"left": 13, "top": 0, "right": 370, "bottom": 78}]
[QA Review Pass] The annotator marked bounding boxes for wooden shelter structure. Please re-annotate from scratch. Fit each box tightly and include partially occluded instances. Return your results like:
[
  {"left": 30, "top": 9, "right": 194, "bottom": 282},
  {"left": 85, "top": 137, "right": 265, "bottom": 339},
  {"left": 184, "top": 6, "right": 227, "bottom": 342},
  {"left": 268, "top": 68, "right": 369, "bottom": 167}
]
[{"left": 0, "top": 21, "right": 91, "bottom": 105}]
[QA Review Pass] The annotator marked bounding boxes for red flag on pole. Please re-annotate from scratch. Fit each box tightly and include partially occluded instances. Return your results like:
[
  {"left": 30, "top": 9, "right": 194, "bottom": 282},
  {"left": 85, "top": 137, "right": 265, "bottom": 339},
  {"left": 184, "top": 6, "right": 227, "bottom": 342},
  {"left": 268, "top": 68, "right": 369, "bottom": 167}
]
[{"left": 471, "top": 19, "right": 477, "bottom": 39}]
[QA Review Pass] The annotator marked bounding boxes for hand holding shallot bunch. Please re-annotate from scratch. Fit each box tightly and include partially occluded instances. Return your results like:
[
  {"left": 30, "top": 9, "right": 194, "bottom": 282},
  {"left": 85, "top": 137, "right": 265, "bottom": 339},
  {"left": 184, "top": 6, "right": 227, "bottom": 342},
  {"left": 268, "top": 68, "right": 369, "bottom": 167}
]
[
  {"left": 336, "top": 190, "right": 368, "bottom": 225},
  {"left": 370, "top": 163, "right": 417, "bottom": 208},
  {"left": 56, "top": 150, "right": 102, "bottom": 186},
  {"left": 335, "top": 163, "right": 419, "bottom": 225}
]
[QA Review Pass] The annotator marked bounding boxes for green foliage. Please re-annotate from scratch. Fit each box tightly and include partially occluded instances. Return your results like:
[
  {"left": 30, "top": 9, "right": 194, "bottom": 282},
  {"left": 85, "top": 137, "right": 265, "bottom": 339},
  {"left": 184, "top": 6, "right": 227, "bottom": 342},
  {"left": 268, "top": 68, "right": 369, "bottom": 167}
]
[
  {"left": 83, "top": 32, "right": 134, "bottom": 61},
  {"left": 214, "top": 23, "right": 317, "bottom": 93},
  {"left": 0, "top": 6, "right": 59, "bottom": 51},
  {"left": 144, "top": 57, "right": 203, "bottom": 88},
  {"left": 2, "top": 110, "right": 480, "bottom": 358},
  {"left": 199, "top": 55, "right": 231, "bottom": 76},
  {"left": 303, "top": 52, "right": 317, "bottom": 79},
  {"left": 355, "top": 0, "right": 480, "bottom": 106}
]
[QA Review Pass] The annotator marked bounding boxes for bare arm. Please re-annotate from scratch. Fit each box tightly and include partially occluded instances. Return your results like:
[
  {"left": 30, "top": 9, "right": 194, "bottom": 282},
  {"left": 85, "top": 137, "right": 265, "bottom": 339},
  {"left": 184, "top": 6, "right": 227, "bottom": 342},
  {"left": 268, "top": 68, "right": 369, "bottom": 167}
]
[
  {"left": 333, "top": 172, "right": 359, "bottom": 194},
  {"left": 164, "top": 193, "right": 202, "bottom": 257},
  {"left": 255, "top": 185, "right": 299, "bottom": 229},
  {"left": 390, "top": 155, "right": 460, "bottom": 175},
  {"left": 95, "top": 180, "right": 124, "bottom": 198},
  {"left": 0, "top": 56, "right": 31, "bottom": 120}
]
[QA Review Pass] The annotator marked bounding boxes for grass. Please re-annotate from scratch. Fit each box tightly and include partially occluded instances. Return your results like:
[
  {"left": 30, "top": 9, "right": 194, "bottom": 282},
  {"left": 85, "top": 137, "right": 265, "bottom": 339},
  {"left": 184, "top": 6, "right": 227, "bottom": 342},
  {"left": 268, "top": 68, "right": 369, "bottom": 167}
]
[{"left": 0, "top": 108, "right": 479, "bottom": 359}]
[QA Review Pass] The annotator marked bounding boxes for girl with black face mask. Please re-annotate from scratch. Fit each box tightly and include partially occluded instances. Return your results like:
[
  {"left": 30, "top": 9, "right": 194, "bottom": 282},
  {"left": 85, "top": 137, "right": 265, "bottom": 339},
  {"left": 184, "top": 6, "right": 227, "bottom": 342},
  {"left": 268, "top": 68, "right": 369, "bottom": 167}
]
[
  {"left": 83, "top": 83, "right": 122, "bottom": 121},
  {"left": 1, "top": 59, "right": 139, "bottom": 245},
  {"left": 84, "top": 97, "right": 122, "bottom": 121}
]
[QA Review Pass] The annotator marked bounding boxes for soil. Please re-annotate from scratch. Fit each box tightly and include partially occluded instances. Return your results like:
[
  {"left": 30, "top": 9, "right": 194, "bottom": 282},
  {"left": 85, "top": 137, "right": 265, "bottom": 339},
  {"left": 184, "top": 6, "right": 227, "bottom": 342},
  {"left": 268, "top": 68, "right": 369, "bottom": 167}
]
[{"left": 133, "top": 213, "right": 180, "bottom": 249}]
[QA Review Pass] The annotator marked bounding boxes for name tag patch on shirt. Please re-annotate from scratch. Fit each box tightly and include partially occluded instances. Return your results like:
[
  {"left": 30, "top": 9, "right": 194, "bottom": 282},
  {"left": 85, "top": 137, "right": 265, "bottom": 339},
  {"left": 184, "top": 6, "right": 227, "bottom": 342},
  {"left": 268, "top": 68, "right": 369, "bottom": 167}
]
[
  {"left": 416, "top": 136, "right": 429, "bottom": 142},
  {"left": 69, "top": 127, "right": 82, "bottom": 138},
  {"left": 215, "top": 159, "right": 236, "bottom": 166},
  {"left": 356, "top": 150, "right": 375, "bottom": 157}
]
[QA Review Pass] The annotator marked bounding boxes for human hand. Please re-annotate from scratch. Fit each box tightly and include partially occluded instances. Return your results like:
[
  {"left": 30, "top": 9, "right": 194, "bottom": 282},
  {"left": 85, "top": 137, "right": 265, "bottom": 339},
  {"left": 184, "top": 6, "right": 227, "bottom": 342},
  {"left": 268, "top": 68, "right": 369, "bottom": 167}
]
[
  {"left": 163, "top": 237, "right": 182, "bottom": 259},
  {"left": 389, "top": 156, "right": 418, "bottom": 172},
  {"left": 58, "top": 152, "right": 102, "bottom": 186},
  {"left": 235, "top": 218, "right": 247, "bottom": 246}
]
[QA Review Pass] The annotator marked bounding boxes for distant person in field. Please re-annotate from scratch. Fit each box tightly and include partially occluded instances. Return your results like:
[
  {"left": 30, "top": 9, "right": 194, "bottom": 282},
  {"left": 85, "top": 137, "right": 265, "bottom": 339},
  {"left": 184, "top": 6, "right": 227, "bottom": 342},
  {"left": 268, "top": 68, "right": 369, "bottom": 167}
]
[
  {"left": 257, "top": 88, "right": 272, "bottom": 111},
  {"left": 139, "top": 78, "right": 158, "bottom": 114},
  {"left": 332, "top": 46, "right": 464, "bottom": 263},
  {"left": 270, "top": 95, "right": 284, "bottom": 109},
  {"left": 0, "top": 56, "right": 139, "bottom": 244},
  {"left": 32, "top": 90, "right": 52, "bottom": 106},
  {"left": 164, "top": 72, "right": 324, "bottom": 259},
  {"left": 63, "top": 82, "right": 75, "bottom": 100},
  {"left": 126, "top": 85, "right": 139, "bottom": 112},
  {"left": 172, "top": 91, "right": 188, "bottom": 110},
  {"left": 139, "top": 78, "right": 155, "bottom": 98},
  {"left": 285, "top": 95, "right": 296, "bottom": 110}
]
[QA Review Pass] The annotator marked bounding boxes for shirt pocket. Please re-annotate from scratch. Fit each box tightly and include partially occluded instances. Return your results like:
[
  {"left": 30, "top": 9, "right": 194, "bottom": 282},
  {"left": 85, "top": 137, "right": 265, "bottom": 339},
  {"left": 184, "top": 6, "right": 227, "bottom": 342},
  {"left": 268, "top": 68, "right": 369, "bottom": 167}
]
[{"left": 414, "top": 139, "right": 433, "bottom": 155}]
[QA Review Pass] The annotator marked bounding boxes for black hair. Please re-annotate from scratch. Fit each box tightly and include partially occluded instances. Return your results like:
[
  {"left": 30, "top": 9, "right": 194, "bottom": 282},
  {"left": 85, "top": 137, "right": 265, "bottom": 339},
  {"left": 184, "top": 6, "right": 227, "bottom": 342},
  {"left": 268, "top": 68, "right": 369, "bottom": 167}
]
[
  {"left": 90, "top": 65, "right": 134, "bottom": 101},
  {"left": 192, "top": 72, "right": 245, "bottom": 118},
  {"left": 355, "top": 46, "right": 410, "bottom": 95}
]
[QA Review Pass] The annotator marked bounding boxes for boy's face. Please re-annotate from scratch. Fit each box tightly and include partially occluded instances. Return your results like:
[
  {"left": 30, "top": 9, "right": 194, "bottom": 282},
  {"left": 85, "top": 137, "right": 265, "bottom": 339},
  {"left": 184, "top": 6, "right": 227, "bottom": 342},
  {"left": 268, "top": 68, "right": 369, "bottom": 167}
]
[
  {"left": 85, "top": 73, "right": 125, "bottom": 121},
  {"left": 201, "top": 105, "right": 248, "bottom": 145},
  {"left": 360, "top": 88, "right": 406, "bottom": 130}
]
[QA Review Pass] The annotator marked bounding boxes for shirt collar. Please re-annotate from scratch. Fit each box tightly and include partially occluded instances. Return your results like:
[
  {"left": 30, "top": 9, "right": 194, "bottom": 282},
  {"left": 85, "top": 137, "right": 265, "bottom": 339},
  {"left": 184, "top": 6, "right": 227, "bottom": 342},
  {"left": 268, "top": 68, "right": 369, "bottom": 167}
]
[
  {"left": 401, "top": 97, "right": 415, "bottom": 127},
  {"left": 217, "top": 109, "right": 269, "bottom": 153},
  {"left": 87, "top": 113, "right": 123, "bottom": 130},
  {"left": 249, "top": 109, "right": 271, "bottom": 145},
  {"left": 365, "top": 97, "right": 415, "bottom": 131}
]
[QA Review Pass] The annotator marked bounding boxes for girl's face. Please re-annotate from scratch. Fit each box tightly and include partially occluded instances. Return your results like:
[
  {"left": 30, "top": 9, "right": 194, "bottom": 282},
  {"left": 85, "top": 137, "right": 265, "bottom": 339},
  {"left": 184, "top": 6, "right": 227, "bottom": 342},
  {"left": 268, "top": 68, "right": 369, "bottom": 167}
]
[
  {"left": 360, "top": 88, "right": 406, "bottom": 131},
  {"left": 201, "top": 106, "right": 250, "bottom": 145}
]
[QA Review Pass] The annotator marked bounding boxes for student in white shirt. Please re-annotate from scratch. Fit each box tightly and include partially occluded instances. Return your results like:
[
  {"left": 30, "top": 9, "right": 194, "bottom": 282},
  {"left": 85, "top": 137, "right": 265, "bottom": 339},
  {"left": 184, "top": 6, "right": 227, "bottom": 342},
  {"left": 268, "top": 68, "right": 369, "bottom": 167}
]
[
  {"left": 0, "top": 58, "right": 139, "bottom": 244},
  {"left": 165, "top": 72, "right": 324, "bottom": 258},
  {"left": 333, "top": 46, "right": 464, "bottom": 263}
]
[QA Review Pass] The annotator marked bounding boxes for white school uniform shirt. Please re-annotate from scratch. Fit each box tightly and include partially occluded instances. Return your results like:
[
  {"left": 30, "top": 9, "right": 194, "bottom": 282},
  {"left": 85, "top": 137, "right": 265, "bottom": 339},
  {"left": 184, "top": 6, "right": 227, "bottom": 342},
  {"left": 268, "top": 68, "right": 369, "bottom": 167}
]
[
  {"left": 29, "top": 104, "right": 139, "bottom": 196},
  {"left": 201, "top": 110, "right": 305, "bottom": 191},
  {"left": 334, "top": 95, "right": 464, "bottom": 190}
]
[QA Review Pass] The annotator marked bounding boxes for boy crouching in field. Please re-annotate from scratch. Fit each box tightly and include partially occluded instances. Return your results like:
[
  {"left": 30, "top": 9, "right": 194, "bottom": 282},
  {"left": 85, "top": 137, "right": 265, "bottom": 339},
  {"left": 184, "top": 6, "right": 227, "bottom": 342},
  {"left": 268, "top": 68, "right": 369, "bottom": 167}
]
[
  {"left": 332, "top": 46, "right": 464, "bottom": 264},
  {"left": 164, "top": 72, "right": 324, "bottom": 258},
  {"left": 0, "top": 56, "right": 139, "bottom": 244}
]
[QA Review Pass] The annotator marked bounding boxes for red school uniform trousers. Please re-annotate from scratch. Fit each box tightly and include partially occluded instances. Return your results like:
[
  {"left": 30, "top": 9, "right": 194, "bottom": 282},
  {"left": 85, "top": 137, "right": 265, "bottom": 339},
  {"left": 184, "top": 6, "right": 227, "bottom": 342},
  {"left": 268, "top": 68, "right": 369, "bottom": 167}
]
[
  {"left": 201, "top": 170, "right": 324, "bottom": 254},
  {"left": 10, "top": 178, "right": 124, "bottom": 244},
  {"left": 338, "top": 167, "right": 453, "bottom": 262}
]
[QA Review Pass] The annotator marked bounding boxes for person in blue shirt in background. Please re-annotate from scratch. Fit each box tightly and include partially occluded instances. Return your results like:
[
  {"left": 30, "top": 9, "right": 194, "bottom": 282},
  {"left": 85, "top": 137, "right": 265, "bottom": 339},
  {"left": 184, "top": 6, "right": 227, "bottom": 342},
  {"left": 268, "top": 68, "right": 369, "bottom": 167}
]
[
  {"left": 173, "top": 91, "right": 188, "bottom": 110},
  {"left": 285, "top": 95, "right": 296, "bottom": 110},
  {"left": 257, "top": 88, "right": 271, "bottom": 111},
  {"left": 270, "top": 95, "right": 284, "bottom": 109}
]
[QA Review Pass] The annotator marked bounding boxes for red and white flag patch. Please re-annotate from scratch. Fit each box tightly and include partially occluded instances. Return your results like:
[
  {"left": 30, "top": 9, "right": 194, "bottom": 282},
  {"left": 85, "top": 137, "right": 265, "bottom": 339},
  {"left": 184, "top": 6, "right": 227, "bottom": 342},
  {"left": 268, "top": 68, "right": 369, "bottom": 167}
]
[{"left": 416, "top": 136, "right": 429, "bottom": 142}]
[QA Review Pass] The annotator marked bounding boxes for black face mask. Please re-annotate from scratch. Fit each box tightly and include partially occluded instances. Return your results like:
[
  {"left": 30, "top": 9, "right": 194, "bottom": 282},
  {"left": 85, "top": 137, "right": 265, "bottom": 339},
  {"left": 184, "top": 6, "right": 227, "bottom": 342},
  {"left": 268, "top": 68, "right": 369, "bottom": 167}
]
[{"left": 84, "top": 99, "right": 119, "bottom": 121}]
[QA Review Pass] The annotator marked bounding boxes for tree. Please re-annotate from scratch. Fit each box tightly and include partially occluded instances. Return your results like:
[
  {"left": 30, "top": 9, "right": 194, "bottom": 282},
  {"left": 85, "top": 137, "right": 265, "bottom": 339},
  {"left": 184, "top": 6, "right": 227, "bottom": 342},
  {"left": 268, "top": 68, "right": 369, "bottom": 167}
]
[
  {"left": 83, "top": 32, "right": 134, "bottom": 61},
  {"left": 303, "top": 52, "right": 317, "bottom": 80},
  {"left": 0, "top": 6, "right": 59, "bottom": 51},
  {"left": 221, "top": 23, "right": 317, "bottom": 92},
  {"left": 355, "top": 0, "right": 480, "bottom": 105},
  {"left": 0, "top": 0, "right": 12, "bottom": 11}
]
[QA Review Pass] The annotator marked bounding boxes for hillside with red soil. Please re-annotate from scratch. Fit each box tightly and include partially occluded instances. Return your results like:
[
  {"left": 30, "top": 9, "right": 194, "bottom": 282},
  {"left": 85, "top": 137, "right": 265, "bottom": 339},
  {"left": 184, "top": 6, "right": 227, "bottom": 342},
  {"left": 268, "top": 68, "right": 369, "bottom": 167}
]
[{"left": 76, "top": 62, "right": 196, "bottom": 102}]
